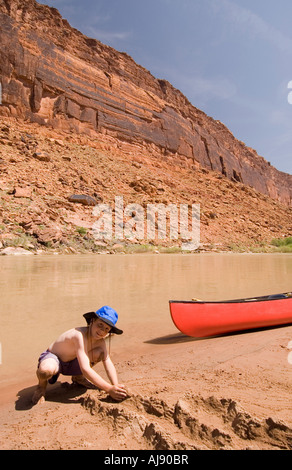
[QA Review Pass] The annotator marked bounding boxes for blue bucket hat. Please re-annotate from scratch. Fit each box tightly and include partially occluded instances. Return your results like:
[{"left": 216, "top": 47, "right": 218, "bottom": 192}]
[{"left": 83, "top": 306, "right": 123, "bottom": 335}]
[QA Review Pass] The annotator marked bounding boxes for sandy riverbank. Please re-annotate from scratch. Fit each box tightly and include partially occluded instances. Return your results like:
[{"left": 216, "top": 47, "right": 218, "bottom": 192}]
[{"left": 1, "top": 323, "right": 292, "bottom": 450}]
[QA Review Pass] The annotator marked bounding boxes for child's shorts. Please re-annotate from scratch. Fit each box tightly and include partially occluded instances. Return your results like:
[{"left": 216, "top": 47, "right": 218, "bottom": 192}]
[{"left": 38, "top": 350, "right": 83, "bottom": 384}]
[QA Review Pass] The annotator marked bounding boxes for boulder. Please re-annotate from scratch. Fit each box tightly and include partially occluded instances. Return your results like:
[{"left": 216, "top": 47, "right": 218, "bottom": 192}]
[
  {"left": 13, "top": 187, "right": 32, "bottom": 198},
  {"left": 33, "top": 152, "right": 51, "bottom": 162},
  {"left": 68, "top": 194, "right": 98, "bottom": 206},
  {"left": 1, "top": 247, "right": 33, "bottom": 255}
]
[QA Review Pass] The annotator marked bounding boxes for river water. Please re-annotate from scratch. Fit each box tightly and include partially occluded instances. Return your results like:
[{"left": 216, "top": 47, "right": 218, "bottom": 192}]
[{"left": 0, "top": 253, "right": 291, "bottom": 391}]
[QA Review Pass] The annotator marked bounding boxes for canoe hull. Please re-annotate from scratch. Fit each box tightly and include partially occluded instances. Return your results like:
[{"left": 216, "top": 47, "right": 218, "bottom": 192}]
[{"left": 169, "top": 294, "right": 292, "bottom": 337}]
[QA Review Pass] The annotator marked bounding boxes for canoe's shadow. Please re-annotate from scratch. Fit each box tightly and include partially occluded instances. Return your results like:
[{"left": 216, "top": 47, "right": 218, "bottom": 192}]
[
  {"left": 145, "top": 331, "right": 246, "bottom": 345},
  {"left": 145, "top": 323, "right": 292, "bottom": 345},
  {"left": 145, "top": 333, "right": 201, "bottom": 345}
]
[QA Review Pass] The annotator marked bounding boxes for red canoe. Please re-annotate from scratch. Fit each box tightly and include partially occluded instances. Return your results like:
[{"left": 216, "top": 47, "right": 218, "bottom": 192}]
[{"left": 169, "top": 293, "right": 292, "bottom": 338}]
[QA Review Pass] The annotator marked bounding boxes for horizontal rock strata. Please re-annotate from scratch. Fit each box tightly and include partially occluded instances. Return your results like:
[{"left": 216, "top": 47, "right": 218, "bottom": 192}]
[{"left": 0, "top": 0, "right": 291, "bottom": 205}]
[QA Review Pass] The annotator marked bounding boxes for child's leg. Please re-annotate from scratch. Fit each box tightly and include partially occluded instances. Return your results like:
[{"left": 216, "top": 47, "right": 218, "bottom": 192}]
[
  {"left": 71, "top": 375, "right": 98, "bottom": 388},
  {"left": 32, "top": 358, "right": 59, "bottom": 405},
  {"left": 71, "top": 347, "right": 103, "bottom": 388}
]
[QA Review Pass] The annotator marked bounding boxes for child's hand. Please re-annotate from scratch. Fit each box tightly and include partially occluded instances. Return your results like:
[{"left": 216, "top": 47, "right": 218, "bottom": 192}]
[{"left": 108, "top": 384, "right": 128, "bottom": 401}]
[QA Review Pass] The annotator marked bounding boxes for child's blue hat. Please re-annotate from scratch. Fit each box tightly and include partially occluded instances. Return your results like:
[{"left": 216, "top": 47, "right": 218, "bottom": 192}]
[{"left": 83, "top": 306, "right": 123, "bottom": 335}]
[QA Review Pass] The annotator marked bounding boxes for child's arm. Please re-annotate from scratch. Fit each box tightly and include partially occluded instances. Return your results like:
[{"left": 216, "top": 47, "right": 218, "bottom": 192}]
[
  {"left": 75, "top": 333, "right": 127, "bottom": 401},
  {"left": 103, "top": 356, "right": 119, "bottom": 385}
]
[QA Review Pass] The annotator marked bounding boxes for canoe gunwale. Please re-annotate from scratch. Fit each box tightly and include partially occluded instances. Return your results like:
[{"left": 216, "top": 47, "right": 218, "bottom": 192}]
[{"left": 169, "top": 292, "right": 292, "bottom": 305}]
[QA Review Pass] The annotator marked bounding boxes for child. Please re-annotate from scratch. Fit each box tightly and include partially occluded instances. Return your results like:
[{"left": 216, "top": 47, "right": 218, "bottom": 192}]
[{"left": 32, "top": 306, "right": 128, "bottom": 405}]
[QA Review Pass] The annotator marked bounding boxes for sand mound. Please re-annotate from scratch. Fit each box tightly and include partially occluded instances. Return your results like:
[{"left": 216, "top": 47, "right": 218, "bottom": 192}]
[
  {"left": 81, "top": 391, "right": 292, "bottom": 450},
  {"left": 2, "top": 384, "right": 291, "bottom": 450}
]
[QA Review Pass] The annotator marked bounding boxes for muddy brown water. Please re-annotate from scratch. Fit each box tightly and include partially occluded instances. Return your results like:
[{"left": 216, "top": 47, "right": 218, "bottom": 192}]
[{"left": 0, "top": 253, "right": 291, "bottom": 393}]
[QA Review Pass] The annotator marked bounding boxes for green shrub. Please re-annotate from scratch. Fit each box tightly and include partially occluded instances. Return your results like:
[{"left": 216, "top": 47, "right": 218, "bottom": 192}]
[{"left": 271, "top": 237, "right": 292, "bottom": 252}]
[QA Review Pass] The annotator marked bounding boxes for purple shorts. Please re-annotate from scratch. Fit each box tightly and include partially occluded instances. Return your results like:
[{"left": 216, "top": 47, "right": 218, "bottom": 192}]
[{"left": 38, "top": 350, "right": 82, "bottom": 384}]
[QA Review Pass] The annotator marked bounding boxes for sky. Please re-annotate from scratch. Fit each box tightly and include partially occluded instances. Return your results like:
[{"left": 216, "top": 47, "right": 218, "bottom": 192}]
[{"left": 40, "top": 0, "right": 292, "bottom": 175}]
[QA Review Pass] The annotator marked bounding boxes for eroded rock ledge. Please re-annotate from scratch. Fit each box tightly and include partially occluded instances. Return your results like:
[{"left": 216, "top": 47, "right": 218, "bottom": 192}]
[{"left": 0, "top": 0, "right": 291, "bottom": 206}]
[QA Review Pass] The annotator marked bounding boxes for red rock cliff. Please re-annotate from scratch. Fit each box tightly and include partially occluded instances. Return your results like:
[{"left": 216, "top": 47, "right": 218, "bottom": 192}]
[{"left": 0, "top": 0, "right": 291, "bottom": 205}]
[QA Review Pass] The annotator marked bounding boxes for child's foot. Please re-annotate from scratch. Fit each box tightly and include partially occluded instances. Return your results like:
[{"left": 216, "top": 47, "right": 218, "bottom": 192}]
[
  {"left": 32, "top": 386, "right": 46, "bottom": 405},
  {"left": 71, "top": 375, "right": 97, "bottom": 389}
]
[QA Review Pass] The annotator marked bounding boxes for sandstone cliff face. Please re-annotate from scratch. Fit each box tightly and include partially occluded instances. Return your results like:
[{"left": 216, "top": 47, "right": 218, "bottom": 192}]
[{"left": 0, "top": 0, "right": 291, "bottom": 206}]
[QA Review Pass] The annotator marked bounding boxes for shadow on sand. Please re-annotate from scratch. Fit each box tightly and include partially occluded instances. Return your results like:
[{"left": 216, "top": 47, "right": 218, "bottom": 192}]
[
  {"left": 145, "top": 332, "right": 201, "bottom": 345},
  {"left": 145, "top": 323, "right": 292, "bottom": 345},
  {"left": 15, "top": 382, "right": 89, "bottom": 411}
]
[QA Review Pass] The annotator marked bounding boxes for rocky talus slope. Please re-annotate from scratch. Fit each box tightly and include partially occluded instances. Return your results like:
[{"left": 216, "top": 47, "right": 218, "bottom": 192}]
[{"left": 0, "top": 117, "right": 291, "bottom": 254}]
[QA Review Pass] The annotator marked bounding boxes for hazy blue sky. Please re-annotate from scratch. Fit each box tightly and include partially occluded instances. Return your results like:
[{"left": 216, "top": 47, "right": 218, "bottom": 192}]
[{"left": 41, "top": 0, "right": 292, "bottom": 174}]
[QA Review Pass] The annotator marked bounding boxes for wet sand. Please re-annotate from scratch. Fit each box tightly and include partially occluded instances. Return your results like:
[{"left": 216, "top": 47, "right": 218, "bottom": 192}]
[{"left": 1, "top": 323, "right": 292, "bottom": 450}]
